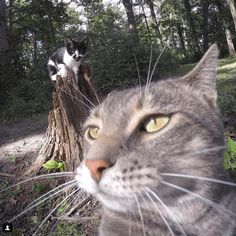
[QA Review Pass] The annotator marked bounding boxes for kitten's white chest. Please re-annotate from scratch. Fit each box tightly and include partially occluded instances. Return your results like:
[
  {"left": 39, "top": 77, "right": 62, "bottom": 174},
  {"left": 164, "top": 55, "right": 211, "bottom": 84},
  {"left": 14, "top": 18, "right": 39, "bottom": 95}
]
[
  {"left": 63, "top": 50, "right": 81, "bottom": 83},
  {"left": 63, "top": 50, "right": 80, "bottom": 70}
]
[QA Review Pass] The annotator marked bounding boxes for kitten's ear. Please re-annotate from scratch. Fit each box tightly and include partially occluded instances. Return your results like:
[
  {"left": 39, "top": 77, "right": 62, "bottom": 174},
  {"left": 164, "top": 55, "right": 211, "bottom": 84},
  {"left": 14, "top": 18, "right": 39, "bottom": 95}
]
[
  {"left": 80, "top": 37, "right": 89, "bottom": 47},
  {"left": 65, "top": 37, "right": 73, "bottom": 47},
  {"left": 180, "top": 44, "right": 219, "bottom": 106}
]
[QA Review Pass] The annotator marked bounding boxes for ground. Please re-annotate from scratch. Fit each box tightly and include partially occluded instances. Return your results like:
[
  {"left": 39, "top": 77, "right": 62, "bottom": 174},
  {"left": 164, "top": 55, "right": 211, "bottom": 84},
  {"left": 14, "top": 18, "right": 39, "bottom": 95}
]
[
  {"left": 0, "top": 115, "right": 101, "bottom": 235},
  {"left": 0, "top": 56, "right": 235, "bottom": 236}
]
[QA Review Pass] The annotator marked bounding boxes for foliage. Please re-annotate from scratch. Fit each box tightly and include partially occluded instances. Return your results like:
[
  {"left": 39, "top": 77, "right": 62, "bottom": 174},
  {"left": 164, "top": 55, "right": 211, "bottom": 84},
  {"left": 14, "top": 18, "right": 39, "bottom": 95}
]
[
  {"left": 33, "top": 183, "right": 47, "bottom": 194},
  {"left": 52, "top": 222, "right": 81, "bottom": 236},
  {"left": 43, "top": 160, "right": 65, "bottom": 172},
  {"left": 0, "top": 78, "right": 51, "bottom": 121},
  {"left": 224, "top": 136, "right": 236, "bottom": 173},
  {"left": 87, "top": 7, "right": 178, "bottom": 93},
  {"left": 0, "top": 0, "right": 235, "bottom": 121},
  {"left": 0, "top": 0, "right": 75, "bottom": 121},
  {"left": 56, "top": 202, "right": 70, "bottom": 215}
]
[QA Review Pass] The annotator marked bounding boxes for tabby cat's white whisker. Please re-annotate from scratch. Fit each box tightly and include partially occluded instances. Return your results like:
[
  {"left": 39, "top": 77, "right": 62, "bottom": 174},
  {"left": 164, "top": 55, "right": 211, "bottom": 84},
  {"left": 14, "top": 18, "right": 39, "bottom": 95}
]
[
  {"left": 191, "top": 146, "right": 226, "bottom": 155},
  {"left": 58, "top": 87, "right": 93, "bottom": 110},
  {"left": 147, "top": 44, "right": 167, "bottom": 91},
  {"left": 139, "top": 191, "right": 175, "bottom": 236},
  {"left": 161, "top": 173, "right": 236, "bottom": 186},
  {"left": 64, "top": 191, "right": 83, "bottom": 216},
  {"left": 51, "top": 190, "right": 81, "bottom": 232},
  {"left": 145, "top": 187, "right": 187, "bottom": 236},
  {"left": 162, "top": 181, "right": 236, "bottom": 217},
  {"left": 0, "top": 172, "right": 75, "bottom": 193},
  {"left": 9, "top": 181, "right": 76, "bottom": 223},
  {"left": 66, "top": 79, "right": 96, "bottom": 107},
  {"left": 87, "top": 80, "right": 100, "bottom": 105},
  {"left": 144, "top": 192, "right": 175, "bottom": 236},
  {"left": 134, "top": 193, "right": 146, "bottom": 236},
  {"left": 128, "top": 196, "right": 132, "bottom": 236},
  {"left": 145, "top": 46, "right": 153, "bottom": 93},
  {"left": 32, "top": 188, "right": 79, "bottom": 236},
  {"left": 28, "top": 180, "right": 77, "bottom": 208},
  {"left": 169, "top": 145, "right": 225, "bottom": 159},
  {"left": 133, "top": 53, "right": 142, "bottom": 95}
]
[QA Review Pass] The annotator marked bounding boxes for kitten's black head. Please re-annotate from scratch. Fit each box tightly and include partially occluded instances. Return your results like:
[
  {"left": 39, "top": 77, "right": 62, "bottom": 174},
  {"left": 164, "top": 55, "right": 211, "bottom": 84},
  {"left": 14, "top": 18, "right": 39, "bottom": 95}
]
[{"left": 65, "top": 37, "right": 89, "bottom": 61}]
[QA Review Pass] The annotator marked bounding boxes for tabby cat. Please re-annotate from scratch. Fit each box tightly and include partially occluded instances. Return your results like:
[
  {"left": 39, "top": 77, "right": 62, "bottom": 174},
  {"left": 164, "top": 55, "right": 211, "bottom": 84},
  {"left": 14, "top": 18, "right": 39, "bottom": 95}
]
[{"left": 75, "top": 45, "right": 236, "bottom": 236}]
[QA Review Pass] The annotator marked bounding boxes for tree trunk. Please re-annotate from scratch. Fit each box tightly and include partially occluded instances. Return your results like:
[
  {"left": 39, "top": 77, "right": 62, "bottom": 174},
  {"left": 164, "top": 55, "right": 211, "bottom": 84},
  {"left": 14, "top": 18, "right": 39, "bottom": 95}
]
[
  {"left": 225, "top": 28, "right": 236, "bottom": 56},
  {"left": 216, "top": 0, "right": 236, "bottom": 56},
  {"left": 226, "top": 0, "right": 236, "bottom": 32},
  {"left": 140, "top": 3, "right": 151, "bottom": 42},
  {"left": 202, "top": 0, "right": 210, "bottom": 52},
  {"left": 25, "top": 64, "right": 99, "bottom": 176},
  {"left": 0, "top": 0, "right": 9, "bottom": 66},
  {"left": 122, "top": 0, "right": 139, "bottom": 40},
  {"left": 176, "top": 22, "right": 187, "bottom": 56},
  {"left": 33, "top": 30, "right": 37, "bottom": 64},
  {"left": 146, "top": 0, "right": 163, "bottom": 45},
  {"left": 182, "top": 0, "right": 201, "bottom": 58}
]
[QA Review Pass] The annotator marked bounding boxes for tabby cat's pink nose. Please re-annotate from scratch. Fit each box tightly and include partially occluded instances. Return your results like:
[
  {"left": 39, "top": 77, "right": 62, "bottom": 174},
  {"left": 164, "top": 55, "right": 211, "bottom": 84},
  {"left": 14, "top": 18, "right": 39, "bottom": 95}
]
[{"left": 85, "top": 159, "right": 110, "bottom": 181}]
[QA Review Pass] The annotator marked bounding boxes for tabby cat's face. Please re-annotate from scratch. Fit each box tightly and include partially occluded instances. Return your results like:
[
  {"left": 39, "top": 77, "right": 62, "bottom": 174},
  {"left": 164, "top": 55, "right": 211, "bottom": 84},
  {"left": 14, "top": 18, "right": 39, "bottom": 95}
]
[{"left": 75, "top": 45, "right": 225, "bottom": 215}]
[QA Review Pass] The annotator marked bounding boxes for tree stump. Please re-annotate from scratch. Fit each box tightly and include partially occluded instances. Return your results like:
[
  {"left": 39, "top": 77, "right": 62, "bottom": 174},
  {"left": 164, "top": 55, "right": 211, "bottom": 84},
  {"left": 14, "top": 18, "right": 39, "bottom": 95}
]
[{"left": 25, "top": 64, "right": 99, "bottom": 176}]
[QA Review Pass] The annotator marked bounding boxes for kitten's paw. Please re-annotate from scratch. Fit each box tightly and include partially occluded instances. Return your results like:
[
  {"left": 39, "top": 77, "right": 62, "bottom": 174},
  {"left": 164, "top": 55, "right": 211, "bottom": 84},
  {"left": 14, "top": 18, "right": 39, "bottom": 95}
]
[
  {"left": 51, "top": 74, "right": 57, "bottom": 81},
  {"left": 57, "top": 64, "right": 68, "bottom": 78}
]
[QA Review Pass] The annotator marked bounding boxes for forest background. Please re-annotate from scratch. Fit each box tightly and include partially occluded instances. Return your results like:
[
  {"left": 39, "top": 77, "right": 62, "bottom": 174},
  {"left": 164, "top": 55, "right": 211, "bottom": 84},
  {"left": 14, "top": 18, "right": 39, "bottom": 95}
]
[{"left": 0, "top": 0, "right": 236, "bottom": 121}]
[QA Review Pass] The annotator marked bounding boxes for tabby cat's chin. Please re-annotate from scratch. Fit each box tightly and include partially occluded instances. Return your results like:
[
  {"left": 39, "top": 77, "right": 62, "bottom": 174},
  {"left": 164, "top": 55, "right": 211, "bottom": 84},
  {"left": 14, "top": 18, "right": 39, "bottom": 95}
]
[{"left": 96, "top": 193, "right": 133, "bottom": 213}]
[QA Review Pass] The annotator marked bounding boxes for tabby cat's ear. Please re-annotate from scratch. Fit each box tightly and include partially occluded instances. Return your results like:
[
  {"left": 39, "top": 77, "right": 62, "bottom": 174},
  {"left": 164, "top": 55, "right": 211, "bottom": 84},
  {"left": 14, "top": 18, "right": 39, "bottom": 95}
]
[{"left": 180, "top": 44, "right": 219, "bottom": 106}]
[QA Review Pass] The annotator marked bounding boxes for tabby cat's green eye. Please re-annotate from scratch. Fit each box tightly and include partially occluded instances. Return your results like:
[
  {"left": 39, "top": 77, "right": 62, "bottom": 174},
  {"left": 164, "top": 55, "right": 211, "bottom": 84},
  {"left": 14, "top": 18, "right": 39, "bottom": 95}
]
[
  {"left": 87, "top": 127, "right": 99, "bottom": 140},
  {"left": 144, "top": 116, "right": 169, "bottom": 133}
]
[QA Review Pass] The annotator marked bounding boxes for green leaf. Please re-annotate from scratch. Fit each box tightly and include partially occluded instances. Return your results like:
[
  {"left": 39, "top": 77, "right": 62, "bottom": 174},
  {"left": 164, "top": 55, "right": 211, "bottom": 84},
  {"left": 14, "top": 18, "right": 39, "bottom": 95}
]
[
  {"left": 42, "top": 160, "right": 59, "bottom": 170},
  {"left": 227, "top": 136, "right": 236, "bottom": 154},
  {"left": 57, "top": 162, "right": 65, "bottom": 172},
  {"left": 224, "top": 136, "right": 236, "bottom": 172},
  {"left": 223, "top": 152, "right": 231, "bottom": 170}
]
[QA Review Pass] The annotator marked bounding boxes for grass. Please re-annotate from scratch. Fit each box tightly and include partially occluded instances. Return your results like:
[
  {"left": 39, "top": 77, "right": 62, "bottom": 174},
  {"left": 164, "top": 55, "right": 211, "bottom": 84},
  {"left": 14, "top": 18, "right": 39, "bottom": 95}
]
[
  {"left": 217, "top": 56, "right": 236, "bottom": 81},
  {"left": 174, "top": 62, "right": 196, "bottom": 76},
  {"left": 173, "top": 56, "right": 236, "bottom": 134},
  {"left": 173, "top": 56, "right": 236, "bottom": 81},
  {"left": 52, "top": 222, "right": 81, "bottom": 236},
  {"left": 177, "top": 56, "right": 236, "bottom": 174}
]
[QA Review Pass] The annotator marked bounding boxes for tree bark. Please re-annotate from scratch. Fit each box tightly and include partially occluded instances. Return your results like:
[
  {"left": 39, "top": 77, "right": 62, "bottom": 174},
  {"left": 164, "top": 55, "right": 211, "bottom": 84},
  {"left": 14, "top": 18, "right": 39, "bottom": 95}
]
[
  {"left": 25, "top": 64, "right": 99, "bottom": 176},
  {"left": 225, "top": 28, "right": 236, "bottom": 56},
  {"left": 146, "top": 0, "right": 163, "bottom": 45},
  {"left": 176, "top": 22, "right": 187, "bottom": 56},
  {"left": 216, "top": 0, "right": 236, "bottom": 56},
  {"left": 182, "top": 0, "right": 201, "bottom": 58},
  {"left": 0, "top": 0, "right": 9, "bottom": 66},
  {"left": 140, "top": 3, "right": 151, "bottom": 42},
  {"left": 226, "top": 0, "right": 236, "bottom": 32},
  {"left": 122, "top": 0, "right": 139, "bottom": 40},
  {"left": 33, "top": 30, "right": 37, "bottom": 64},
  {"left": 202, "top": 0, "right": 210, "bottom": 52}
]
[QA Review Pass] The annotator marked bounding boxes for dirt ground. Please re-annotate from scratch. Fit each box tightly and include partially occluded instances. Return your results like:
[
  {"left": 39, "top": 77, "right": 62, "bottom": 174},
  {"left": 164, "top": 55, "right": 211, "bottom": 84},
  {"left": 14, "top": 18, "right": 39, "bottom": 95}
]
[{"left": 0, "top": 115, "right": 101, "bottom": 236}]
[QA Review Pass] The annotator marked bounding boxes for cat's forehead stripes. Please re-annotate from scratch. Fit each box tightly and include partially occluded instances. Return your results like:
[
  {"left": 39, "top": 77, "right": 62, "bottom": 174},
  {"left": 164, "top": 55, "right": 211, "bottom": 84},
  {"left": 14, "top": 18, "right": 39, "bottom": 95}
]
[
  {"left": 84, "top": 108, "right": 102, "bottom": 128},
  {"left": 84, "top": 71, "right": 217, "bottom": 136},
  {"left": 85, "top": 88, "right": 167, "bottom": 135}
]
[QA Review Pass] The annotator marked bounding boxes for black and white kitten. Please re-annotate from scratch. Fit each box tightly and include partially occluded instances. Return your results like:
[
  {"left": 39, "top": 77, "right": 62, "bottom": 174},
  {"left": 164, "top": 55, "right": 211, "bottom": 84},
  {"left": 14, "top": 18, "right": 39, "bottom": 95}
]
[{"left": 47, "top": 37, "right": 89, "bottom": 84}]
